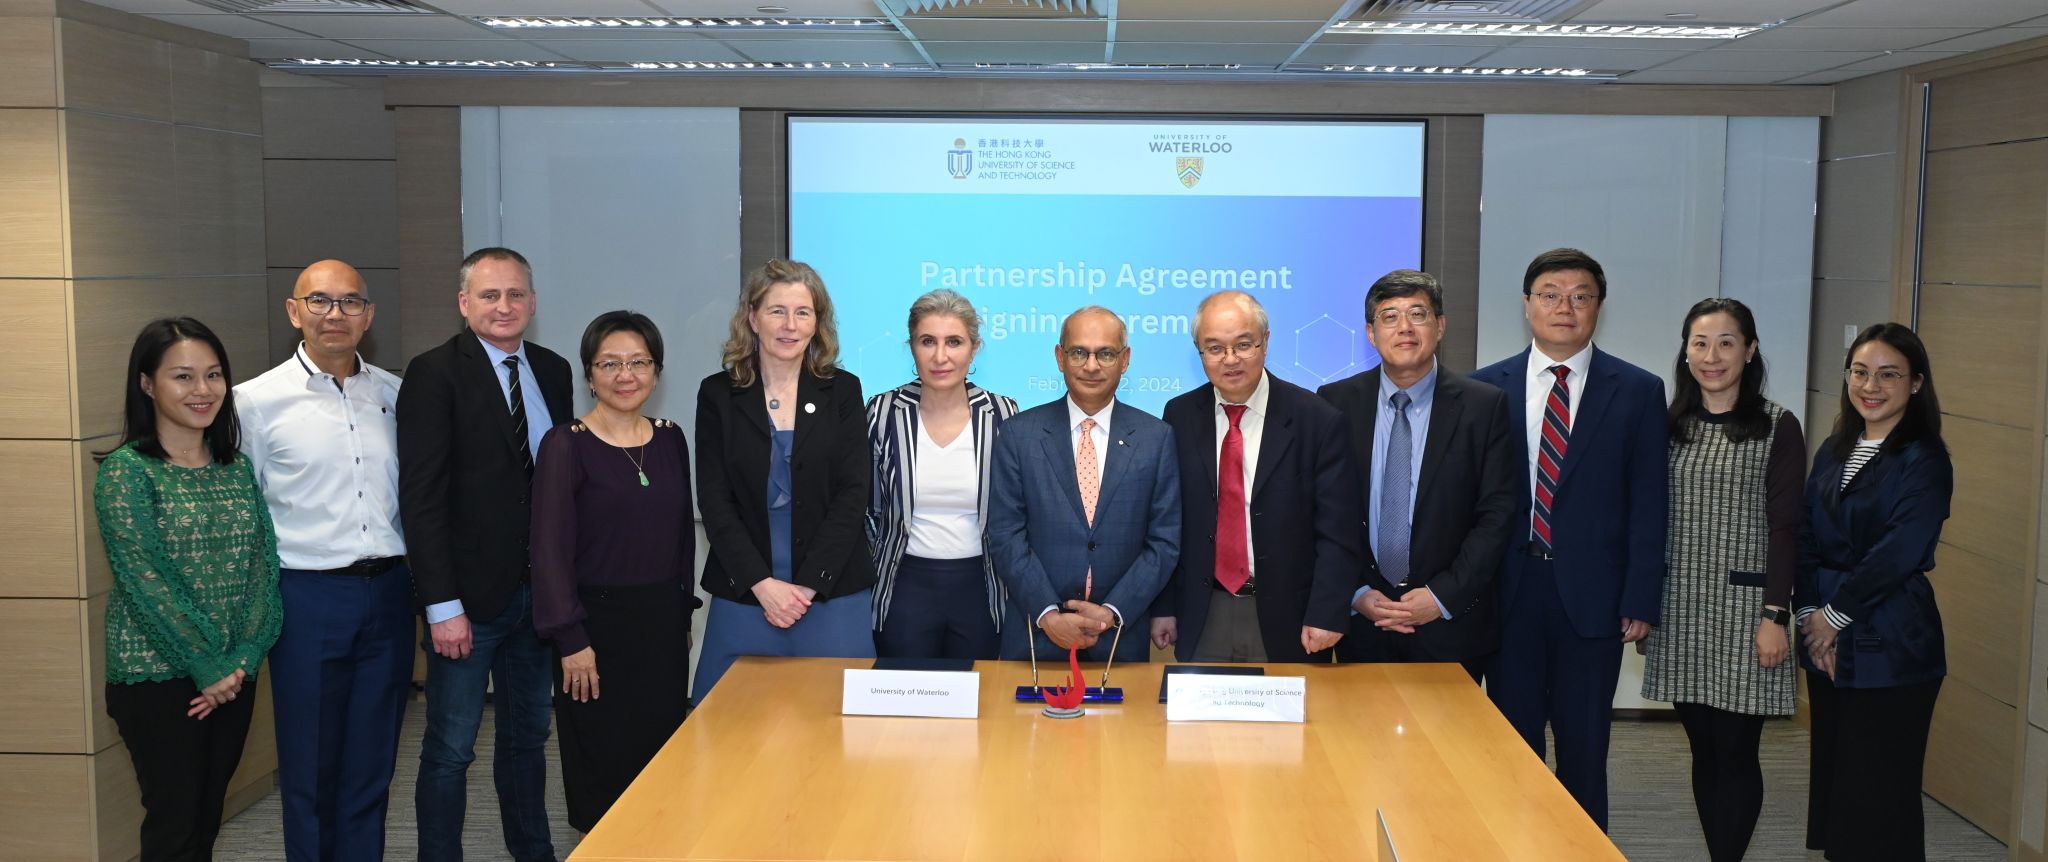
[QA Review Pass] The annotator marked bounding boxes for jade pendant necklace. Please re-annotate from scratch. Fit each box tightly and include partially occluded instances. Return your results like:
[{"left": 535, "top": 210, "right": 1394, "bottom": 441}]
[{"left": 621, "top": 441, "right": 650, "bottom": 487}]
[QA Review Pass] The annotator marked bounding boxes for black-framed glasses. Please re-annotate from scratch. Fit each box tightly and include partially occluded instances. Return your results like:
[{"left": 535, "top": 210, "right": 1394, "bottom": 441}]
[
  {"left": 1061, "top": 346, "right": 1126, "bottom": 366},
  {"left": 296, "top": 294, "right": 371, "bottom": 317},
  {"left": 1529, "top": 291, "right": 1599, "bottom": 311}
]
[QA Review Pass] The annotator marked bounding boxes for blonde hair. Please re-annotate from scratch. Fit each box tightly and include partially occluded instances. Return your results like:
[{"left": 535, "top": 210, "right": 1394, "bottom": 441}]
[
  {"left": 906, "top": 289, "right": 983, "bottom": 348},
  {"left": 720, "top": 258, "right": 840, "bottom": 388}
]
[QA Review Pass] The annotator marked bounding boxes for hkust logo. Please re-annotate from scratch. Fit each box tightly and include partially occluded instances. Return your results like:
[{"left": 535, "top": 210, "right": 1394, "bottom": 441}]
[
  {"left": 948, "top": 138, "right": 973, "bottom": 180},
  {"left": 1176, "top": 157, "right": 1203, "bottom": 189}
]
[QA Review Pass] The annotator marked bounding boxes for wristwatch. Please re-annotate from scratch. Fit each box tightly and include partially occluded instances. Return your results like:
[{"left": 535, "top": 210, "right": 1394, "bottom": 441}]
[{"left": 1759, "top": 607, "right": 1791, "bottom": 626}]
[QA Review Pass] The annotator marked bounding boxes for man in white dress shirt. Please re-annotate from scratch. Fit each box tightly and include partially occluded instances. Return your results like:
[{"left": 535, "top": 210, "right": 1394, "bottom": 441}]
[{"left": 236, "top": 260, "right": 410, "bottom": 862}]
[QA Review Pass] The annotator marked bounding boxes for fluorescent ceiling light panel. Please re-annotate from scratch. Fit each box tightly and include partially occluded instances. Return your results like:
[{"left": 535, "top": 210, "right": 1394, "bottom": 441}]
[
  {"left": 624, "top": 60, "right": 916, "bottom": 70},
  {"left": 1328, "top": 21, "right": 1762, "bottom": 39},
  {"left": 270, "top": 58, "right": 587, "bottom": 68},
  {"left": 477, "top": 16, "right": 896, "bottom": 31},
  {"left": 970, "top": 62, "right": 1242, "bottom": 71},
  {"left": 1301, "top": 63, "right": 1618, "bottom": 80}
]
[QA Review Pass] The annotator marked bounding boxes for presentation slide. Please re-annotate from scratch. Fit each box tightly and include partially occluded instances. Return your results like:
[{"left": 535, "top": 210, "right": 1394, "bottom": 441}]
[{"left": 788, "top": 115, "right": 1424, "bottom": 414}]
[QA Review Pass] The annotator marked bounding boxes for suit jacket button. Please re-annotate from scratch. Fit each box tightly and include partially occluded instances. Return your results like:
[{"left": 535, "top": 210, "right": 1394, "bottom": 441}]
[{"left": 1088, "top": 541, "right": 1098, "bottom": 551}]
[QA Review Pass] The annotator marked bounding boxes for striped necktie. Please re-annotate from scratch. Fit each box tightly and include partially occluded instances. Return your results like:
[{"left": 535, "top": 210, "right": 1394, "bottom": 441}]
[
  {"left": 1532, "top": 365, "right": 1571, "bottom": 554},
  {"left": 503, "top": 355, "right": 535, "bottom": 477}
]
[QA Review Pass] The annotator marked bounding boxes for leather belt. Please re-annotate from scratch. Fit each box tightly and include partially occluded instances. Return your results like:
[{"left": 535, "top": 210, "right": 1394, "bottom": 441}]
[{"left": 318, "top": 556, "right": 403, "bottom": 578}]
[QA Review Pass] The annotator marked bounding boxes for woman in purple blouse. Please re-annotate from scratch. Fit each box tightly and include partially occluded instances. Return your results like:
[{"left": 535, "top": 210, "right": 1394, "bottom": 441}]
[{"left": 530, "top": 310, "right": 699, "bottom": 834}]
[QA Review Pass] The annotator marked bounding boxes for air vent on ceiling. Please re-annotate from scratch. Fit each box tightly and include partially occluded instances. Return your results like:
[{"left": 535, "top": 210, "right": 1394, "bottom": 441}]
[
  {"left": 878, "top": 0, "right": 1111, "bottom": 19},
  {"left": 190, "top": 0, "right": 432, "bottom": 13},
  {"left": 1349, "top": 0, "right": 1596, "bottom": 24}
]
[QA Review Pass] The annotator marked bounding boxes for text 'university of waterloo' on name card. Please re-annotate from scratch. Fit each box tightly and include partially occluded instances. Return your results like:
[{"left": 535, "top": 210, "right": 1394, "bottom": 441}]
[
  {"left": 841, "top": 669, "right": 981, "bottom": 719},
  {"left": 1166, "top": 675, "right": 1306, "bottom": 723}
]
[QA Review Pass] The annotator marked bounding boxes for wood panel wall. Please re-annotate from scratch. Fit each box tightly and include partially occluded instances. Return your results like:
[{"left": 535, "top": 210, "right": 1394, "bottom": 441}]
[
  {"left": 1890, "top": 41, "right": 2048, "bottom": 857},
  {"left": 0, "top": 3, "right": 272, "bottom": 859}
]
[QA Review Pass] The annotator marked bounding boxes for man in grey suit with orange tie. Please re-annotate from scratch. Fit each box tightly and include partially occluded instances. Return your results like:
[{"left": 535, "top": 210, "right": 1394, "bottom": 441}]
[{"left": 989, "top": 306, "right": 1181, "bottom": 663}]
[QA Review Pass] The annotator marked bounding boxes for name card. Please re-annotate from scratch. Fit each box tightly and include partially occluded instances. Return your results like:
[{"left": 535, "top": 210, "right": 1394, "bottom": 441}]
[
  {"left": 1165, "top": 675, "right": 1305, "bottom": 723},
  {"left": 841, "top": 669, "right": 980, "bottom": 719}
]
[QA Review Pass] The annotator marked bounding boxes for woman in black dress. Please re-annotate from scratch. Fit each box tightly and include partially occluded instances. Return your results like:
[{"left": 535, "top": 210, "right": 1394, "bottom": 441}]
[{"left": 531, "top": 310, "right": 699, "bottom": 833}]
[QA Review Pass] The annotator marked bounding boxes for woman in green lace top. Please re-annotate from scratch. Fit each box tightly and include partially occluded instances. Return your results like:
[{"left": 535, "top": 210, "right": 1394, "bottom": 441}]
[{"left": 96, "top": 317, "right": 281, "bottom": 861}]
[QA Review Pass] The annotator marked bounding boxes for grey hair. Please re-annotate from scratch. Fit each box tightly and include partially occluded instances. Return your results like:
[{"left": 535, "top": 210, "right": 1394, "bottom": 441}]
[
  {"left": 1060, "top": 305, "right": 1128, "bottom": 346},
  {"left": 1191, "top": 290, "right": 1270, "bottom": 345},
  {"left": 1365, "top": 269, "right": 1445, "bottom": 319},
  {"left": 905, "top": 288, "right": 983, "bottom": 348},
  {"left": 459, "top": 246, "right": 533, "bottom": 294}
]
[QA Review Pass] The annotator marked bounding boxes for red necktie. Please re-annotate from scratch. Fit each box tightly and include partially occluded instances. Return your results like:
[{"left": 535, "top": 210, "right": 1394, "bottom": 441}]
[
  {"left": 1532, "top": 365, "right": 1572, "bottom": 553},
  {"left": 1216, "top": 404, "right": 1250, "bottom": 594}
]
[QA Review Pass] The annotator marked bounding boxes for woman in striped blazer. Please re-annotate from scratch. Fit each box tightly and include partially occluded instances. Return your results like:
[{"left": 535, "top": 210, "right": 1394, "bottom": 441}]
[{"left": 866, "top": 289, "right": 1020, "bottom": 659}]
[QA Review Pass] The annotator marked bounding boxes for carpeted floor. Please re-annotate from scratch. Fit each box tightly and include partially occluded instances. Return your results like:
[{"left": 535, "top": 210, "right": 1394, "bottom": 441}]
[{"left": 211, "top": 694, "right": 2005, "bottom": 861}]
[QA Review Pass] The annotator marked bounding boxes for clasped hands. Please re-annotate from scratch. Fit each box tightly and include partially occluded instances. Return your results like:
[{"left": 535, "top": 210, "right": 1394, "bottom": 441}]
[
  {"left": 188, "top": 667, "right": 248, "bottom": 719},
  {"left": 1353, "top": 587, "right": 1446, "bottom": 634},
  {"left": 753, "top": 578, "right": 819, "bottom": 628},
  {"left": 1041, "top": 600, "right": 1117, "bottom": 650},
  {"left": 1801, "top": 611, "right": 1842, "bottom": 679}
]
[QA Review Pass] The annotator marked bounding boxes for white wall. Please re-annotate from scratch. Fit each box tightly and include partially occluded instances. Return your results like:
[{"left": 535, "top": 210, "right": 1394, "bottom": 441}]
[{"left": 1478, "top": 113, "right": 1819, "bottom": 709}]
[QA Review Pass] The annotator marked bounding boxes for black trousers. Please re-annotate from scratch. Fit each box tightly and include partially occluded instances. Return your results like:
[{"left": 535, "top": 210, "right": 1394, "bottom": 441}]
[
  {"left": 1806, "top": 672, "right": 1942, "bottom": 862},
  {"left": 553, "top": 580, "right": 693, "bottom": 833},
  {"left": 1673, "top": 702, "right": 1767, "bottom": 862},
  {"left": 875, "top": 555, "right": 999, "bottom": 660},
  {"left": 106, "top": 678, "right": 258, "bottom": 862}
]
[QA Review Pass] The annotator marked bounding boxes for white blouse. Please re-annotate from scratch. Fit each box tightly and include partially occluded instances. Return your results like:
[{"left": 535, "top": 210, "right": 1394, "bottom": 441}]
[{"left": 906, "top": 417, "right": 981, "bottom": 560}]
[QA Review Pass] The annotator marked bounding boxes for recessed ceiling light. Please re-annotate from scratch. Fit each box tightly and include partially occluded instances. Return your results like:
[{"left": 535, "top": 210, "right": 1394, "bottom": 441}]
[
  {"left": 1328, "top": 20, "right": 1760, "bottom": 39},
  {"left": 1297, "top": 63, "right": 1618, "bottom": 80},
  {"left": 1665, "top": 12, "right": 1699, "bottom": 20},
  {"left": 757, "top": 4, "right": 789, "bottom": 12},
  {"left": 477, "top": 16, "right": 894, "bottom": 32}
]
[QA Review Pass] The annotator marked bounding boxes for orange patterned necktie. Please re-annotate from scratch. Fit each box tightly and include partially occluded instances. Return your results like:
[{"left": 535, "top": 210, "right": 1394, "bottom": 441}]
[{"left": 1077, "top": 417, "right": 1100, "bottom": 526}]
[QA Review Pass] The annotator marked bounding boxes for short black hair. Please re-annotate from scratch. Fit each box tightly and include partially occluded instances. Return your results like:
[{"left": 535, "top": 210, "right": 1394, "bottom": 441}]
[
  {"left": 1522, "top": 247, "right": 1607, "bottom": 299},
  {"left": 119, "top": 317, "right": 241, "bottom": 465},
  {"left": 579, "top": 310, "right": 665, "bottom": 383},
  {"left": 1364, "top": 269, "right": 1445, "bottom": 320}
]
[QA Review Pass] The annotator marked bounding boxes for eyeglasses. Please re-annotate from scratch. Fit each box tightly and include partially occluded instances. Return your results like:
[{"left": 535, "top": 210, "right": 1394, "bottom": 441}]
[
  {"left": 1529, "top": 291, "right": 1599, "bottom": 311},
  {"left": 1200, "top": 340, "right": 1264, "bottom": 359},
  {"left": 1061, "top": 346, "right": 1126, "bottom": 366},
  {"left": 1843, "top": 367, "right": 1907, "bottom": 386},
  {"left": 296, "top": 294, "right": 370, "bottom": 317},
  {"left": 1372, "top": 306, "right": 1436, "bottom": 328},
  {"left": 593, "top": 359, "right": 657, "bottom": 376}
]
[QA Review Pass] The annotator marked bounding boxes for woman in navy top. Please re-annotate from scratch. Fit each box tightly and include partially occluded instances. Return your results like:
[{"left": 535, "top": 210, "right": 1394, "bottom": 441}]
[{"left": 1795, "top": 322, "right": 1951, "bottom": 862}]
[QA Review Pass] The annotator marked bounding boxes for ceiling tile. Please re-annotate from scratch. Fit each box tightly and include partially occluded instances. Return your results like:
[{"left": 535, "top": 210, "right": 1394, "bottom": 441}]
[
  {"left": 922, "top": 41, "right": 1104, "bottom": 65},
  {"left": 723, "top": 38, "right": 927, "bottom": 63},
  {"left": 900, "top": 19, "right": 1106, "bottom": 42},
  {"left": 334, "top": 39, "right": 569, "bottom": 61},
  {"left": 1109, "top": 42, "right": 1302, "bottom": 66},
  {"left": 1293, "top": 42, "right": 1496, "bottom": 66},
  {"left": 641, "top": 0, "right": 883, "bottom": 14},
  {"left": 521, "top": 38, "right": 750, "bottom": 63},
  {"left": 1117, "top": 0, "right": 1344, "bottom": 21},
  {"left": 1652, "top": 48, "right": 1878, "bottom": 72},
  {"left": 1114, "top": 20, "right": 1325, "bottom": 43},
  {"left": 1913, "top": 26, "right": 2048, "bottom": 54},
  {"left": 1776, "top": 69, "right": 1874, "bottom": 84},
  {"left": 145, "top": 13, "right": 306, "bottom": 39},
  {"left": 1833, "top": 50, "right": 1967, "bottom": 72},
  {"left": 245, "top": 13, "right": 500, "bottom": 40},
  {"left": 1313, "top": 33, "right": 1538, "bottom": 47},
  {"left": 1463, "top": 45, "right": 1695, "bottom": 68},
  {"left": 1620, "top": 68, "right": 1809, "bottom": 84},
  {"left": 656, "top": 24, "right": 903, "bottom": 41},
  {"left": 242, "top": 37, "right": 391, "bottom": 59},
  {"left": 1792, "top": 0, "right": 2048, "bottom": 28},
  {"left": 424, "top": 0, "right": 667, "bottom": 14},
  {"left": 1567, "top": 0, "right": 1836, "bottom": 24},
  {"left": 1730, "top": 25, "right": 1978, "bottom": 52},
  {"left": 72, "top": 0, "right": 213, "bottom": 11}
]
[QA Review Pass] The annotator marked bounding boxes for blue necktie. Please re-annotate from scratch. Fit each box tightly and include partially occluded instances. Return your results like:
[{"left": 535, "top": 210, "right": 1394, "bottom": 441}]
[{"left": 1378, "top": 391, "right": 1412, "bottom": 585}]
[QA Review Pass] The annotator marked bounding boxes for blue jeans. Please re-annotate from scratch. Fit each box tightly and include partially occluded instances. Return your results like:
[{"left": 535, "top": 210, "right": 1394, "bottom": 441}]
[
  {"left": 272, "top": 564, "right": 415, "bottom": 862},
  {"left": 415, "top": 584, "right": 555, "bottom": 862}
]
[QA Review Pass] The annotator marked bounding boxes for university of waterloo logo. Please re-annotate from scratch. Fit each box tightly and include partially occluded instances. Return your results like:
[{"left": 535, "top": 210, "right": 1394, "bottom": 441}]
[
  {"left": 947, "top": 137, "right": 973, "bottom": 179},
  {"left": 1177, "top": 157, "right": 1203, "bottom": 188}
]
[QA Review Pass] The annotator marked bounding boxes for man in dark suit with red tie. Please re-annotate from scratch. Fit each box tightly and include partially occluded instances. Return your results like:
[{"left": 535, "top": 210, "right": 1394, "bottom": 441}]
[
  {"left": 1317, "top": 270, "right": 1517, "bottom": 681},
  {"left": 1152, "top": 290, "right": 1361, "bottom": 663},
  {"left": 1469, "top": 248, "right": 1668, "bottom": 831}
]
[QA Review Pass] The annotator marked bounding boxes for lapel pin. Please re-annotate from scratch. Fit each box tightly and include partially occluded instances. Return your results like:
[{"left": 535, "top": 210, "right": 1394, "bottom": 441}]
[{"left": 804, "top": 402, "right": 816, "bottom": 414}]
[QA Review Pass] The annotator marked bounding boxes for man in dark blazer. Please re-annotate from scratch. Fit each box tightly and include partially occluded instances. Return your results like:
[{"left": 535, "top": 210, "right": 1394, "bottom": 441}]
[
  {"left": 1153, "top": 291, "right": 1359, "bottom": 663},
  {"left": 398, "top": 247, "right": 573, "bottom": 862},
  {"left": 1470, "top": 248, "right": 1667, "bottom": 831},
  {"left": 989, "top": 306, "right": 1180, "bottom": 664},
  {"left": 1317, "top": 270, "right": 1516, "bottom": 681}
]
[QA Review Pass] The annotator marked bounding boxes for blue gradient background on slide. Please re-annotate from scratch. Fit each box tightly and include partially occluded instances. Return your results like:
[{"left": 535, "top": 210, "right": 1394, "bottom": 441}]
[{"left": 792, "top": 191, "right": 1420, "bottom": 415}]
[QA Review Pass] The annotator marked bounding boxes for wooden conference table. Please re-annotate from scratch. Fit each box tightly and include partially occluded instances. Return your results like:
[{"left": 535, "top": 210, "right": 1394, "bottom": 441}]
[{"left": 569, "top": 657, "right": 1625, "bottom": 862}]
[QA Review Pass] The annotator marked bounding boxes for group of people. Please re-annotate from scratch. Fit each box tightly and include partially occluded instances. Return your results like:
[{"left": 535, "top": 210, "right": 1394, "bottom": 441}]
[{"left": 95, "top": 244, "right": 1950, "bottom": 862}]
